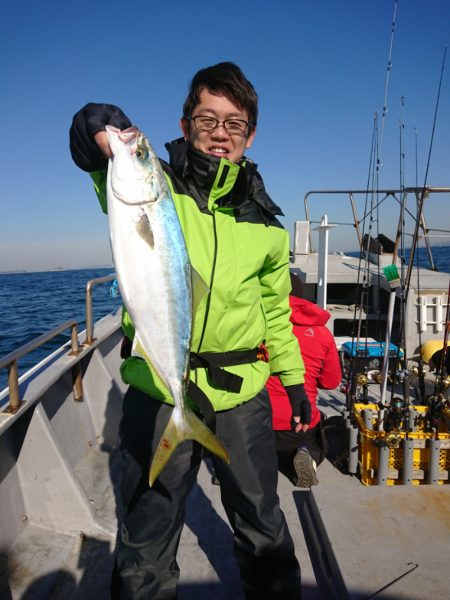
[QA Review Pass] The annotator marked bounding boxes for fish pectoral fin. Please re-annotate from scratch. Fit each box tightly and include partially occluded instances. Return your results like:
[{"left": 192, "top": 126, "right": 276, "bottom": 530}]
[
  {"left": 148, "top": 407, "right": 230, "bottom": 487},
  {"left": 191, "top": 267, "right": 209, "bottom": 317},
  {"left": 191, "top": 268, "right": 209, "bottom": 339},
  {"left": 132, "top": 334, "right": 167, "bottom": 385},
  {"left": 132, "top": 334, "right": 150, "bottom": 362},
  {"left": 135, "top": 209, "right": 154, "bottom": 248}
]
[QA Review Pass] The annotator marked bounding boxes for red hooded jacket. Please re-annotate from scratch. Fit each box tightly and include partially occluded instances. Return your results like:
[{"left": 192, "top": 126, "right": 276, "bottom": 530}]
[{"left": 266, "top": 296, "right": 341, "bottom": 430}]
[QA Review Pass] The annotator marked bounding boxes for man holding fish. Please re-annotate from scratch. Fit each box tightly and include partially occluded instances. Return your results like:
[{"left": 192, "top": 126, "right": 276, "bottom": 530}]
[{"left": 70, "top": 62, "right": 309, "bottom": 600}]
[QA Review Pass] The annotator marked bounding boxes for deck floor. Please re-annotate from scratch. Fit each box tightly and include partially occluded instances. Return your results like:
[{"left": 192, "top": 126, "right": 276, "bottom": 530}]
[
  {"left": 1, "top": 393, "right": 449, "bottom": 599},
  {"left": 0, "top": 457, "right": 320, "bottom": 600}
]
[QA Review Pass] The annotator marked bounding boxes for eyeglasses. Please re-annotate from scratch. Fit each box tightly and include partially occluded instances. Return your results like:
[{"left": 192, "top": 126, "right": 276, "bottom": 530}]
[{"left": 189, "top": 115, "right": 252, "bottom": 135}]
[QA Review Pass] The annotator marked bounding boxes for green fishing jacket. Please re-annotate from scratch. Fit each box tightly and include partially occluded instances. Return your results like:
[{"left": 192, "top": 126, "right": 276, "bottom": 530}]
[{"left": 91, "top": 138, "right": 304, "bottom": 411}]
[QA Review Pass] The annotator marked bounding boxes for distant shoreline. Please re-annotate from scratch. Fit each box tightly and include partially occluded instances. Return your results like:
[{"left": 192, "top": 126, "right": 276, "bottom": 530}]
[
  {"left": 2, "top": 243, "right": 450, "bottom": 276},
  {"left": 0, "top": 266, "right": 114, "bottom": 275}
]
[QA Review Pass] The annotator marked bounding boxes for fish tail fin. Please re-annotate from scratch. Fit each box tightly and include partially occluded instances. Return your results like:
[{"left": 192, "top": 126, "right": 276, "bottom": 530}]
[
  {"left": 184, "top": 407, "right": 230, "bottom": 463},
  {"left": 148, "top": 407, "right": 230, "bottom": 487}
]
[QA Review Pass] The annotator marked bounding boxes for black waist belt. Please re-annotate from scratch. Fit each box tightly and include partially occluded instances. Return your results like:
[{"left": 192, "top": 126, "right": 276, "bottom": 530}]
[
  {"left": 188, "top": 347, "right": 263, "bottom": 432},
  {"left": 122, "top": 333, "right": 265, "bottom": 434},
  {"left": 190, "top": 348, "right": 261, "bottom": 393}
]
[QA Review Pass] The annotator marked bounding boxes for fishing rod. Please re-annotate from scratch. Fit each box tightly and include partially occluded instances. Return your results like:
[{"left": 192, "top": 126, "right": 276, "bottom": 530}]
[
  {"left": 344, "top": 1, "right": 399, "bottom": 428},
  {"left": 378, "top": 0, "right": 398, "bottom": 154},
  {"left": 409, "top": 125, "right": 428, "bottom": 403},
  {"left": 414, "top": 127, "right": 418, "bottom": 188},
  {"left": 380, "top": 98, "right": 412, "bottom": 437},
  {"left": 436, "top": 284, "right": 450, "bottom": 384},
  {"left": 404, "top": 45, "right": 448, "bottom": 420},
  {"left": 380, "top": 44, "right": 448, "bottom": 434},
  {"left": 375, "top": 1, "right": 400, "bottom": 430},
  {"left": 424, "top": 282, "right": 450, "bottom": 435},
  {"left": 344, "top": 115, "right": 379, "bottom": 414},
  {"left": 405, "top": 44, "right": 448, "bottom": 295}
]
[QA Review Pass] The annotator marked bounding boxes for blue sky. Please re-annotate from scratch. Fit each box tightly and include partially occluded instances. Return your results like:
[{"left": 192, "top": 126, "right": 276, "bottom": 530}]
[{"left": 1, "top": 0, "right": 449, "bottom": 271}]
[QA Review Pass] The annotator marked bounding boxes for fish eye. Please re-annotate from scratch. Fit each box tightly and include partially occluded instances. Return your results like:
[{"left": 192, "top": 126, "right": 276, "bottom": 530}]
[{"left": 135, "top": 146, "right": 149, "bottom": 161}]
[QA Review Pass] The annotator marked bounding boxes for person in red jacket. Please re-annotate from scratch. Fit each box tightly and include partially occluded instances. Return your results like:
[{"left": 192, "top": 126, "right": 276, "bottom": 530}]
[{"left": 266, "top": 273, "right": 342, "bottom": 487}]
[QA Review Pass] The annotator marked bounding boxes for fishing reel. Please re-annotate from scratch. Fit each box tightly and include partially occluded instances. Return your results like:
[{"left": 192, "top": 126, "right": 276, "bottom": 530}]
[
  {"left": 344, "top": 367, "right": 384, "bottom": 404},
  {"left": 424, "top": 393, "right": 448, "bottom": 432},
  {"left": 434, "top": 374, "right": 450, "bottom": 391},
  {"left": 385, "top": 368, "right": 410, "bottom": 387},
  {"left": 356, "top": 373, "right": 368, "bottom": 386},
  {"left": 408, "top": 365, "right": 421, "bottom": 388},
  {"left": 373, "top": 430, "right": 401, "bottom": 449},
  {"left": 383, "top": 396, "right": 409, "bottom": 434},
  {"left": 385, "top": 432, "right": 401, "bottom": 449}
]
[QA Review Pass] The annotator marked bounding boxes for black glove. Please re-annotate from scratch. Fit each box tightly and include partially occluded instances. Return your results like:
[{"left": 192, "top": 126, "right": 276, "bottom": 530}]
[
  {"left": 285, "top": 383, "right": 311, "bottom": 430},
  {"left": 69, "top": 102, "right": 132, "bottom": 172}
]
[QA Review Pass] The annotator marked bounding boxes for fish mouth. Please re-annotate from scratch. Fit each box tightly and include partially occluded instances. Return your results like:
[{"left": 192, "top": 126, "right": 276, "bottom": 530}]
[
  {"left": 117, "top": 127, "right": 139, "bottom": 143},
  {"left": 105, "top": 125, "right": 139, "bottom": 142}
]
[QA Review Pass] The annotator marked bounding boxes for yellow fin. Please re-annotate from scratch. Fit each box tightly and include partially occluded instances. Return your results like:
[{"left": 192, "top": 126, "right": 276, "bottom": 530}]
[
  {"left": 148, "top": 407, "right": 230, "bottom": 487},
  {"left": 132, "top": 333, "right": 162, "bottom": 376},
  {"left": 132, "top": 334, "right": 149, "bottom": 362},
  {"left": 191, "top": 267, "right": 209, "bottom": 319}
]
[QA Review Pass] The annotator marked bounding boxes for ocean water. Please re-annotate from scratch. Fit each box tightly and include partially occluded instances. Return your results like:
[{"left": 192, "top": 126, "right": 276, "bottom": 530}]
[
  {"left": 0, "top": 247, "right": 449, "bottom": 393},
  {"left": 0, "top": 268, "right": 122, "bottom": 391}
]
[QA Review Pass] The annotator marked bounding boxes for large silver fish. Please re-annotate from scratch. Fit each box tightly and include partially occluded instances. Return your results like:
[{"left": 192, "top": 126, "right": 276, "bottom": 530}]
[{"left": 105, "top": 126, "right": 229, "bottom": 486}]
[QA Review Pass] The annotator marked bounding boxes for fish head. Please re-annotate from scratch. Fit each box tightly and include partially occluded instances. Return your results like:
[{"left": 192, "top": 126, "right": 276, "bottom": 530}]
[{"left": 106, "top": 125, "right": 165, "bottom": 206}]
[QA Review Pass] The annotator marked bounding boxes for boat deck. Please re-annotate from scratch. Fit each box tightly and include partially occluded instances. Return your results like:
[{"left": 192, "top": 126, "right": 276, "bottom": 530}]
[
  {"left": 2, "top": 398, "right": 449, "bottom": 600},
  {"left": 291, "top": 252, "right": 450, "bottom": 290},
  {"left": 0, "top": 449, "right": 318, "bottom": 600},
  {"left": 1, "top": 313, "right": 449, "bottom": 600}
]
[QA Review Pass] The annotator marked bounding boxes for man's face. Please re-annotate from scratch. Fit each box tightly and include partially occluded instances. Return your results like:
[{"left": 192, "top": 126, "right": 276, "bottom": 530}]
[{"left": 180, "top": 88, "right": 256, "bottom": 164}]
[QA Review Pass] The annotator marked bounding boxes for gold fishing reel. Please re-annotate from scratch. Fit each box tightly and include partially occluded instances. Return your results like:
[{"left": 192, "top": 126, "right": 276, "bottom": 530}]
[
  {"left": 435, "top": 375, "right": 450, "bottom": 390},
  {"left": 371, "top": 371, "right": 383, "bottom": 384},
  {"left": 356, "top": 373, "right": 369, "bottom": 386},
  {"left": 385, "top": 432, "right": 401, "bottom": 449}
]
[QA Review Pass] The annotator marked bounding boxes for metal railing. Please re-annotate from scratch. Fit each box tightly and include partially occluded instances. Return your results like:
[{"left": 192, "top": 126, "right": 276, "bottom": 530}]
[
  {"left": 85, "top": 274, "right": 116, "bottom": 345},
  {"left": 303, "top": 187, "right": 450, "bottom": 270},
  {"left": 0, "top": 273, "right": 118, "bottom": 415},
  {"left": 303, "top": 187, "right": 450, "bottom": 253},
  {"left": 0, "top": 320, "right": 82, "bottom": 413}
]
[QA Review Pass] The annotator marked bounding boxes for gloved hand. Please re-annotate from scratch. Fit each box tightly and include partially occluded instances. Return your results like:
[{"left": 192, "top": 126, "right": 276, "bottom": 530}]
[
  {"left": 285, "top": 383, "right": 311, "bottom": 432},
  {"left": 69, "top": 102, "right": 132, "bottom": 172}
]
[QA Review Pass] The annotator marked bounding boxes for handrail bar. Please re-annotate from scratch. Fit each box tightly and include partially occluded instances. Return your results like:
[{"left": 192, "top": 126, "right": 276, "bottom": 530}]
[
  {"left": 0, "top": 319, "right": 80, "bottom": 413},
  {"left": 0, "top": 273, "right": 119, "bottom": 414},
  {"left": 303, "top": 187, "right": 450, "bottom": 257},
  {"left": 304, "top": 187, "right": 450, "bottom": 217},
  {"left": 85, "top": 274, "right": 116, "bottom": 345}
]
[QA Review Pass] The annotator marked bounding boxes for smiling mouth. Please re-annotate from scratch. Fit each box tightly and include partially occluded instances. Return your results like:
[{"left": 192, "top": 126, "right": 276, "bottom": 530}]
[{"left": 209, "top": 147, "right": 229, "bottom": 155}]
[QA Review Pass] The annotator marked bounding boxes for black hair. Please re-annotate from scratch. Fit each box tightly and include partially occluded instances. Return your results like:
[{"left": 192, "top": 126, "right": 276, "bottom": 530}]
[{"left": 182, "top": 62, "right": 258, "bottom": 131}]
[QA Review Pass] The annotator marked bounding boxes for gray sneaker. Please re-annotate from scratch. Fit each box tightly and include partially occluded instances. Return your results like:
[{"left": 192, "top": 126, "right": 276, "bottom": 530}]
[{"left": 293, "top": 448, "right": 318, "bottom": 488}]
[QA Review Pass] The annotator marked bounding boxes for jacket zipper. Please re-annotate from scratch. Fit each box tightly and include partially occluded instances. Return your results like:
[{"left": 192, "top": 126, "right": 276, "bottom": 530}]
[{"left": 196, "top": 210, "right": 218, "bottom": 353}]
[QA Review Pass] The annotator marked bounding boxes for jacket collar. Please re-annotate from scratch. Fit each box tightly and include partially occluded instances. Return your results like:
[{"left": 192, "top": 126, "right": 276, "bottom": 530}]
[{"left": 164, "top": 138, "right": 283, "bottom": 216}]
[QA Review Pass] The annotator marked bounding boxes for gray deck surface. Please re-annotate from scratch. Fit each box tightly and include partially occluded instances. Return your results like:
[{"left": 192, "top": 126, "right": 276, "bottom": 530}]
[
  {"left": 3, "top": 439, "right": 449, "bottom": 600},
  {"left": 178, "top": 460, "right": 320, "bottom": 600},
  {"left": 313, "top": 459, "right": 450, "bottom": 600},
  {"left": 1, "top": 310, "right": 449, "bottom": 600},
  {"left": 0, "top": 454, "right": 320, "bottom": 600}
]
